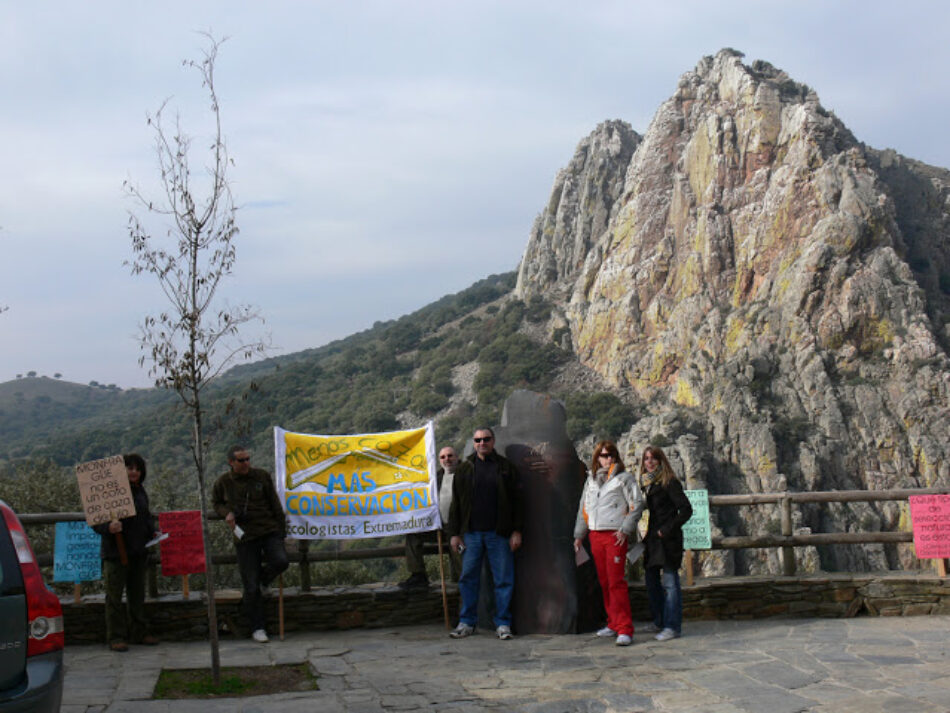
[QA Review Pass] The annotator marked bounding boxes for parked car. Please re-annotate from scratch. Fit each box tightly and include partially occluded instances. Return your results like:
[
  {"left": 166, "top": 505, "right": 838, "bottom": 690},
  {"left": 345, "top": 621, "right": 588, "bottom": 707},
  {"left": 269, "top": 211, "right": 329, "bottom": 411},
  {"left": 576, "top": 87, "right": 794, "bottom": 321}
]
[{"left": 0, "top": 500, "right": 64, "bottom": 712}]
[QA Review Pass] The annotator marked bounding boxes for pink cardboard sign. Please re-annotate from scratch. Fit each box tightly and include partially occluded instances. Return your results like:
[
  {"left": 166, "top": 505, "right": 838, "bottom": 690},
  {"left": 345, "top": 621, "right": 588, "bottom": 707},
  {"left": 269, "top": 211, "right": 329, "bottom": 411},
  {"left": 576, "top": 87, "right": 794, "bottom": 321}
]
[
  {"left": 909, "top": 494, "right": 950, "bottom": 559},
  {"left": 158, "top": 510, "right": 206, "bottom": 575}
]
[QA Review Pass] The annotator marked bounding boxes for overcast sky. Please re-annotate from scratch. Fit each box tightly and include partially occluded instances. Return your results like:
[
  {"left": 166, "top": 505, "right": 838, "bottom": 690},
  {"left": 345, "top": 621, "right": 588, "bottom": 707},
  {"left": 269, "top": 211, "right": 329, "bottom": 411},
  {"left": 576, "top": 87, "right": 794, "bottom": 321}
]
[{"left": 2, "top": 1, "right": 948, "bottom": 389}]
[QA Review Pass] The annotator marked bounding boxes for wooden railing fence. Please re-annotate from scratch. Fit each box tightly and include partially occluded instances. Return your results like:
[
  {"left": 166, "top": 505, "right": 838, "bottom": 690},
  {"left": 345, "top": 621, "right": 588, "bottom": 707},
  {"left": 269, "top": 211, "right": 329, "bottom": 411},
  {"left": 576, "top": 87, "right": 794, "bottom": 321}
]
[{"left": 17, "top": 486, "right": 950, "bottom": 596}]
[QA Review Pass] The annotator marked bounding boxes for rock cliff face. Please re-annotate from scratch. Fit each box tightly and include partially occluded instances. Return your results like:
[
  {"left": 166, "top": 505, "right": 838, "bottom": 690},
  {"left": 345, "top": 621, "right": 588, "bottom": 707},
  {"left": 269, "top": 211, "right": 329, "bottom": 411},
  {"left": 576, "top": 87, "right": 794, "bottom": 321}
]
[{"left": 516, "top": 49, "right": 950, "bottom": 574}]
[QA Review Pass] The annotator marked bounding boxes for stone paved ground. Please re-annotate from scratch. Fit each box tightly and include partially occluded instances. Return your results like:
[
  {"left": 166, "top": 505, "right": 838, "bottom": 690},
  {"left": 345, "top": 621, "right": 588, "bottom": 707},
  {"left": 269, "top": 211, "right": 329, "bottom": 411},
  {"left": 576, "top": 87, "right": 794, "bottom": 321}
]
[{"left": 62, "top": 616, "right": 950, "bottom": 712}]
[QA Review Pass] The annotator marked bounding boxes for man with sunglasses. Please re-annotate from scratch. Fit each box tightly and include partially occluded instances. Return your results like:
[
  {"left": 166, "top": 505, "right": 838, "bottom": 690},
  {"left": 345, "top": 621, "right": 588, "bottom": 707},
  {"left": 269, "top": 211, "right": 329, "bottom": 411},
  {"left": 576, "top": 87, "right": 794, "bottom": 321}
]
[
  {"left": 447, "top": 428, "right": 523, "bottom": 640},
  {"left": 212, "top": 445, "right": 288, "bottom": 643},
  {"left": 399, "top": 446, "right": 462, "bottom": 589}
]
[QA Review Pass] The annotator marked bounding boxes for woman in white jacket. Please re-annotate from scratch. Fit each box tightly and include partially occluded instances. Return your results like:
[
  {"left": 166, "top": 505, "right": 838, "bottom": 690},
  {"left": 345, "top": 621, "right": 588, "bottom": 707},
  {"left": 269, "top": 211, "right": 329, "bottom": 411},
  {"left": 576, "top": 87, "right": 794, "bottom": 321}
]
[{"left": 573, "top": 440, "right": 644, "bottom": 646}]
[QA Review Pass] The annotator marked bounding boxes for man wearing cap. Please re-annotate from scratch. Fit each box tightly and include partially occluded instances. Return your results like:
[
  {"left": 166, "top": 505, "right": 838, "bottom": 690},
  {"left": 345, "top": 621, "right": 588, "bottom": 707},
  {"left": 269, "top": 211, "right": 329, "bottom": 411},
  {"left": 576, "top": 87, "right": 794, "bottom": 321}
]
[{"left": 447, "top": 427, "right": 523, "bottom": 640}]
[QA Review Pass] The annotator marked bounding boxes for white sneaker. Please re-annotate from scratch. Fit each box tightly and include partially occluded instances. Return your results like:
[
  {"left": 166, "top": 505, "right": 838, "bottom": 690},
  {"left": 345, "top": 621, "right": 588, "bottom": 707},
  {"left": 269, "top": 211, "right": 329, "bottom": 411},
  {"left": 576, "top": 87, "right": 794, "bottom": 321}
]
[
  {"left": 595, "top": 626, "right": 617, "bottom": 637},
  {"left": 655, "top": 628, "right": 680, "bottom": 641},
  {"left": 449, "top": 623, "right": 474, "bottom": 639},
  {"left": 496, "top": 625, "right": 513, "bottom": 640},
  {"left": 615, "top": 634, "right": 633, "bottom": 646},
  {"left": 252, "top": 628, "right": 269, "bottom": 643}
]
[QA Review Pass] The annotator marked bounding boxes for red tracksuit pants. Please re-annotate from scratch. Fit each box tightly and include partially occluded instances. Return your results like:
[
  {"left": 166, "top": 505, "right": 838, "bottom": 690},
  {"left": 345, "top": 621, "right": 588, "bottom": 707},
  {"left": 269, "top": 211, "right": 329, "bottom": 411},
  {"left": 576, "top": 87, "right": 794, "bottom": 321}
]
[{"left": 588, "top": 530, "right": 633, "bottom": 636}]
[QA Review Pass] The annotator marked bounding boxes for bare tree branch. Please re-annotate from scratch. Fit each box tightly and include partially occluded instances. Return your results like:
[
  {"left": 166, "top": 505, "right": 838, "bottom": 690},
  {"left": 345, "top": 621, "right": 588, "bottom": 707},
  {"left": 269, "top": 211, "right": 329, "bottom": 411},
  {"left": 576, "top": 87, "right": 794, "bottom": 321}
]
[{"left": 124, "top": 33, "right": 268, "bottom": 685}]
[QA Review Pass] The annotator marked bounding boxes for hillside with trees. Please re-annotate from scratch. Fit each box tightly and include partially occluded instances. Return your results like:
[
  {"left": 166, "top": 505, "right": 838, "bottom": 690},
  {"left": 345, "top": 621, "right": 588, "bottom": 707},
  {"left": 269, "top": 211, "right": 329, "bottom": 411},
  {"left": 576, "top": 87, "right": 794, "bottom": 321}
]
[{"left": 0, "top": 270, "right": 633, "bottom": 486}]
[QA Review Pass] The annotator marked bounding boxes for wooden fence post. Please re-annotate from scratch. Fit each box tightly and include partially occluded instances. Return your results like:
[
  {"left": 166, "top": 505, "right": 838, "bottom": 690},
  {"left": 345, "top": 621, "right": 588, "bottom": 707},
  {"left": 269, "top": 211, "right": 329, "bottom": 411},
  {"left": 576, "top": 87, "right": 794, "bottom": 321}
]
[
  {"left": 781, "top": 493, "right": 795, "bottom": 576},
  {"left": 299, "top": 539, "right": 311, "bottom": 592}
]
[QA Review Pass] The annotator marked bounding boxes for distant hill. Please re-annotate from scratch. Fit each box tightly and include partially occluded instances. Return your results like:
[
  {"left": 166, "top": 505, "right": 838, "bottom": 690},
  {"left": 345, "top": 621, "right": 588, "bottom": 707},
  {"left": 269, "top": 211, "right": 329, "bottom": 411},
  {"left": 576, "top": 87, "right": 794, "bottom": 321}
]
[
  {"left": 0, "top": 376, "right": 173, "bottom": 458},
  {"left": 0, "top": 271, "right": 629, "bottom": 472}
]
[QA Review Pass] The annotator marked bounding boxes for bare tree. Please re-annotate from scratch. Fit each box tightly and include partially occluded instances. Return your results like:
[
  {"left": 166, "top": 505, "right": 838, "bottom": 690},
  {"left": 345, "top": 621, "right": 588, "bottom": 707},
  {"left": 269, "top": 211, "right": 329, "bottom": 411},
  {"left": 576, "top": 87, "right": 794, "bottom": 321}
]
[{"left": 125, "top": 33, "right": 266, "bottom": 684}]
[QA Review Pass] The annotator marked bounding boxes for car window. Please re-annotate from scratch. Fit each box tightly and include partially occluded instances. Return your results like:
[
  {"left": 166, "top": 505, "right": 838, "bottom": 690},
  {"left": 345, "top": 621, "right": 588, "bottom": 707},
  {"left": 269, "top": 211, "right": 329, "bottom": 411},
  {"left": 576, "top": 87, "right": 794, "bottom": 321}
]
[{"left": 0, "top": 521, "right": 24, "bottom": 594}]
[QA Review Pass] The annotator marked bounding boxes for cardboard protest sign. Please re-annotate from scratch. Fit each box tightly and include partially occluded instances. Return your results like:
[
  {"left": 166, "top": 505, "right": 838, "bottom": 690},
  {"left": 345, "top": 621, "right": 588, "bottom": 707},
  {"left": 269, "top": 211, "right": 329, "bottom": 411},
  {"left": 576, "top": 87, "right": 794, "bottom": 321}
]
[
  {"left": 683, "top": 489, "right": 712, "bottom": 550},
  {"left": 158, "top": 510, "right": 206, "bottom": 575},
  {"left": 53, "top": 521, "right": 101, "bottom": 582},
  {"left": 75, "top": 455, "right": 135, "bottom": 526},
  {"left": 909, "top": 494, "right": 950, "bottom": 559},
  {"left": 274, "top": 423, "right": 438, "bottom": 540}
]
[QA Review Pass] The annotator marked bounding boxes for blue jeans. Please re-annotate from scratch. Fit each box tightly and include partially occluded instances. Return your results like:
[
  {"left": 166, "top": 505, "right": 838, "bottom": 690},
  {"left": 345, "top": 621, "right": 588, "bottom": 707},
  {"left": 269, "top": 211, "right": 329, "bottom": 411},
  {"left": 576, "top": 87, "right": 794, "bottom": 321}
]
[
  {"left": 645, "top": 566, "right": 682, "bottom": 633},
  {"left": 235, "top": 532, "right": 289, "bottom": 632},
  {"left": 458, "top": 531, "right": 514, "bottom": 628}
]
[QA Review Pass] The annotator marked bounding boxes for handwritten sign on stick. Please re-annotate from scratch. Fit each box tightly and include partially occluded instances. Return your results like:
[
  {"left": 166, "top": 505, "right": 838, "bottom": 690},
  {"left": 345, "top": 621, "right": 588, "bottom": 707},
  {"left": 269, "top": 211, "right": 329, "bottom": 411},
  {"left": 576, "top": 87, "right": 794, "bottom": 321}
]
[
  {"left": 75, "top": 455, "right": 135, "bottom": 526},
  {"left": 909, "top": 494, "right": 950, "bottom": 559},
  {"left": 158, "top": 510, "right": 206, "bottom": 576},
  {"left": 53, "top": 521, "right": 101, "bottom": 582},
  {"left": 683, "top": 489, "right": 712, "bottom": 550}
]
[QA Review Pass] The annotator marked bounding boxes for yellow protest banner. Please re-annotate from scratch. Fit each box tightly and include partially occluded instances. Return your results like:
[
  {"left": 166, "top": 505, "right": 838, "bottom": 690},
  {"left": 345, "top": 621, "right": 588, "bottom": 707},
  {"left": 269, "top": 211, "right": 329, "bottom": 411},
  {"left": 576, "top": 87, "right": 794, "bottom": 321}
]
[{"left": 274, "top": 423, "right": 438, "bottom": 539}]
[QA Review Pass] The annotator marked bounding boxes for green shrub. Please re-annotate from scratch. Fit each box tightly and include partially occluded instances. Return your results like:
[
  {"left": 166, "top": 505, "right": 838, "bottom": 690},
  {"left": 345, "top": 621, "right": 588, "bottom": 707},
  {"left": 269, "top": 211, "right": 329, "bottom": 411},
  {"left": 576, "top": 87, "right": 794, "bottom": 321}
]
[
  {"left": 562, "top": 392, "right": 636, "bottom": 442},
  {"left": 525, "top": 296, "right": 551, "bottom": 323}
]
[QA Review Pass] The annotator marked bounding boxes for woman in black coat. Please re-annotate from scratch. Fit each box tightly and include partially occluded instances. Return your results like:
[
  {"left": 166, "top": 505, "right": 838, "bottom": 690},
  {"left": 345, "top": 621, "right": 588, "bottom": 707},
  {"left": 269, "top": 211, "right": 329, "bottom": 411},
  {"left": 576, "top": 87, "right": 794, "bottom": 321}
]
[{"left": 640, "top": 446, "right": 692, "bottom": 641}]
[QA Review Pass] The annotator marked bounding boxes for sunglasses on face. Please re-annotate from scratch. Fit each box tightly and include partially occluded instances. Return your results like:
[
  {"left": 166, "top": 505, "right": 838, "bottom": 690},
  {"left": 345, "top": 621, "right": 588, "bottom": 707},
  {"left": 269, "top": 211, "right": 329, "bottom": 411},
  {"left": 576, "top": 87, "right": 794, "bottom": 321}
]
[
  {"left": 598, "top": 452, "right": 615, "bottom": 459},
  {"left": 473, "top": 437, "right": 493, "bottom": 443},
  {"left": 234, "top": 457, "right": 250, "bottom": 463}
]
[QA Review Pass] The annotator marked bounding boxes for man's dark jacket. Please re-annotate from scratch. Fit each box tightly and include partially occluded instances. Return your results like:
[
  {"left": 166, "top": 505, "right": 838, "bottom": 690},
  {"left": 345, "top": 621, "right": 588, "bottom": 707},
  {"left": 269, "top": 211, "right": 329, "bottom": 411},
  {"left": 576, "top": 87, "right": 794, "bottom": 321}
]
[
  {"left": 447, "top": 451, "right": 523, "bottom": 538},
  {"left": 212, "top": 467, "right": 286, "bottom": 540}
]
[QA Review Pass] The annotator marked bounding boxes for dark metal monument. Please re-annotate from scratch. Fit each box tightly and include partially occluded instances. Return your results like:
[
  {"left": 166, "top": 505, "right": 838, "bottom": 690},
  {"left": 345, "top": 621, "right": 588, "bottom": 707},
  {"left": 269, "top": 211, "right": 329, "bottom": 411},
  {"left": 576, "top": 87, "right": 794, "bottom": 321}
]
[{"left": 468, "top": 389, "right": 604, "bottom": 634}]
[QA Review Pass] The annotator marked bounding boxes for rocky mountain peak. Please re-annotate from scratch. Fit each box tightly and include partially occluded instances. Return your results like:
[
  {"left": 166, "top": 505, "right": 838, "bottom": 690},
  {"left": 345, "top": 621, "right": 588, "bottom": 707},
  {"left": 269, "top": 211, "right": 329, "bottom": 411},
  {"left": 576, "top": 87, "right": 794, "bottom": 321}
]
[
  {"left": 516, "top": 49, "right": 950, "bottom": 574},
  {"left": 515, "top": 119, "right": 641, "bottom": 299}
]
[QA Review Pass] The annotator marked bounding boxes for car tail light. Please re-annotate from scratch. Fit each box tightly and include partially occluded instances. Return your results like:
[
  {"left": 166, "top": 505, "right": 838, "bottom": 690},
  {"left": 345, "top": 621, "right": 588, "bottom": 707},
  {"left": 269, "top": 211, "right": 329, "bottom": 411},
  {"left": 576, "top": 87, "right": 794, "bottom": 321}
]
[{"left": 0, "top": 503, "right": 65, "bottom": 656}]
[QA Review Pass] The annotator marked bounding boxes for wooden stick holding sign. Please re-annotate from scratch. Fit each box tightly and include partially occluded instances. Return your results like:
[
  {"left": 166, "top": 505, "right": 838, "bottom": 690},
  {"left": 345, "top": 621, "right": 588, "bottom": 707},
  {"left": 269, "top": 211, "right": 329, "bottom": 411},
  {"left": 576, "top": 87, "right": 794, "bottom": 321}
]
[
  {"left": 75, "top": 456, "right": 136, "bottom": 565},
  {"left": 279, "top": 574, "right": 285, "bottom": 641},
  {"left": 437, "top": 530, "right": 450, "bottom": 630},
  {"left": 113, "top": 515, "right": 129, "bottom": 565}
]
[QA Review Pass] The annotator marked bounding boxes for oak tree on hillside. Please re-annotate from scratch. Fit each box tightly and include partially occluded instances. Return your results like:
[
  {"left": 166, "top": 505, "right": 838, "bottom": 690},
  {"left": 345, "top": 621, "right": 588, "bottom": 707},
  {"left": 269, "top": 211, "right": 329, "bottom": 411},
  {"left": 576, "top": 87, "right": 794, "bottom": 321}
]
[{"left": 125, "top": 33, "right": 266, "bottom": 684}]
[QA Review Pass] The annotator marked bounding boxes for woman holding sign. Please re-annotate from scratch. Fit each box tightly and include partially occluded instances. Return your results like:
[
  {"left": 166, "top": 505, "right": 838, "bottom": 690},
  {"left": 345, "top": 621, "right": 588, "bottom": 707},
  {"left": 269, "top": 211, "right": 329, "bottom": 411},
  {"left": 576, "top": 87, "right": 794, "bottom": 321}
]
[
  {"left": 92, "top": 453, "right": 159, "bottom": 651},
  {"left": 640, "top": 446, "right": 692, "bottom": 642},
  {"left": 573, "top": 440, "right": 643, "bottom": 647}
]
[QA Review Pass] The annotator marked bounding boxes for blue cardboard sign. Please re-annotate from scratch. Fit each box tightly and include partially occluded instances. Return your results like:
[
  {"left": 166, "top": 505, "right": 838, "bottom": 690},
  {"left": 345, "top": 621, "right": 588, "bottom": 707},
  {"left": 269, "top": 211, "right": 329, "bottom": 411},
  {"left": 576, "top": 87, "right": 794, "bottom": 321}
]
[
  {"left": 683, "top": 489, "right": 712, "bottom": 550},
  {"left": 53, "top": 521, "right": 102, "bottom": 582}
]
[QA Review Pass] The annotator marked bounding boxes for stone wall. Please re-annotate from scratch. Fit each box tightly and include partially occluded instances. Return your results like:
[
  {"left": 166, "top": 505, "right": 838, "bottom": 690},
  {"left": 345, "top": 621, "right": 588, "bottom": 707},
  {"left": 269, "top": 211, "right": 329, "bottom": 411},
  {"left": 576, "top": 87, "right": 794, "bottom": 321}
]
[
  {"left": 61, "top": 572, "right": 950, "bottom": 645},
  {"left": 673, "top": 573, "right": 950, "bottom": 620}
]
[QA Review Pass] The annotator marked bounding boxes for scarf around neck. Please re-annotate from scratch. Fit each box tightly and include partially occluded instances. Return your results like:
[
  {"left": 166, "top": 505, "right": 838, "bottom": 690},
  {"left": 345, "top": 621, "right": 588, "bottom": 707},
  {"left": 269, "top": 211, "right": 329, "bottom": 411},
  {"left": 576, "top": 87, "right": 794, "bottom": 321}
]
[
  {"left": 640, "top": 469, "right": 659, "bottom": 491},
  {"left": 594, "top": 464, "right": 615, "bottom": 486}
]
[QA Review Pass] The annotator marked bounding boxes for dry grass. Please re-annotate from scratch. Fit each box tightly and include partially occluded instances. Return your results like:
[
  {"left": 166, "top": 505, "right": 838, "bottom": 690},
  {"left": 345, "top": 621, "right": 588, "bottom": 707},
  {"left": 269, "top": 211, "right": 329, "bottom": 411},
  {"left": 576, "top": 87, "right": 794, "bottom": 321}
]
[{"left": 153, "top": 663, "right": 318, "bottom": 699}]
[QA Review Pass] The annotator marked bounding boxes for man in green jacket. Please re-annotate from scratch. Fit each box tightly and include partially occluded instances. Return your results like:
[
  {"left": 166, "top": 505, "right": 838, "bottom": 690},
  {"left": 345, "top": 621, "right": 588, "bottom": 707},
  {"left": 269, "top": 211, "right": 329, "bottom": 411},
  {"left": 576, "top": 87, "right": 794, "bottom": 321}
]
[
  {"left": 447, "top": 427, "right": 523, "bottom": 640},
  {"left": 212, "top": 445, "right": 288, "bottom": 643}
]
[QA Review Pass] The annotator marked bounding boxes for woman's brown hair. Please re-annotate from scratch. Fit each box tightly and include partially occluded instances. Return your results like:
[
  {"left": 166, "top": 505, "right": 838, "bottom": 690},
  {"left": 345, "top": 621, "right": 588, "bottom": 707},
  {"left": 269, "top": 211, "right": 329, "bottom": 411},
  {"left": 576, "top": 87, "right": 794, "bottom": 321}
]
[
  {"left": 590, "top": 440, "right": 625, "bottom": 474},
  {"left": 640, "top": 445, "right": 676, "bottom": 487}
]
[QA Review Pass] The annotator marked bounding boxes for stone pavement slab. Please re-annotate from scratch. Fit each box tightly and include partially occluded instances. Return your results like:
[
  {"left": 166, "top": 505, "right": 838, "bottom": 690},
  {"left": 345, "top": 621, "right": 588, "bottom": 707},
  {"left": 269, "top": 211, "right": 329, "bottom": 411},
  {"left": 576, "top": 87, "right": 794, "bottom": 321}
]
[{"left": 61, "top": 616, "right": 950, "bottom": 712}]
